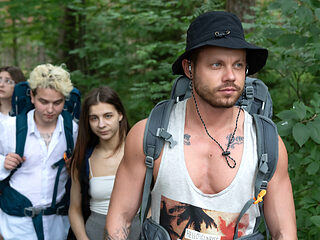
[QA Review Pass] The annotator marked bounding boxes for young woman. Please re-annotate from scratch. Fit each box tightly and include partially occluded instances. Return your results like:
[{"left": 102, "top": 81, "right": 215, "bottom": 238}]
[
  {"left": 68, "top": 86, "right": 139, "bottom": 240},
  {"left": 0, "top": 66, "right": 25, "bottom": 119}
]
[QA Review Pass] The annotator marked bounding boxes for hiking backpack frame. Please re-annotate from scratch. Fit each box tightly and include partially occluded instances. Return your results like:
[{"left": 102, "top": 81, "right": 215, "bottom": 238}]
[
  {"left": 0, "top": 81, "right": 80, "bottom": 240},
  {"left": 140, "top": 76, "right": 278, "bottom": 240}
]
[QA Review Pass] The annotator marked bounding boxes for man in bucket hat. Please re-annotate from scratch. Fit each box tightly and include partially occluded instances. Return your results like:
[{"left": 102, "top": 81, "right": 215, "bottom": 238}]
[{"left": 105, "top": 11, "right": 297, "bottom": 239}]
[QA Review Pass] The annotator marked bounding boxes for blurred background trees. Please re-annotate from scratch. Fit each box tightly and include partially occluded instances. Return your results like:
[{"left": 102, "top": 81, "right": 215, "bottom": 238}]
[{"left": 0, "top": 0, "right": 319, "bottom": 238}]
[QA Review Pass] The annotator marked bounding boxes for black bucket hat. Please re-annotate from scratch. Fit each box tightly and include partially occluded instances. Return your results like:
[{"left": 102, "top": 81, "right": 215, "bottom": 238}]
[{"left": 172, "top": 11, "right": 268, "bottom": 76}]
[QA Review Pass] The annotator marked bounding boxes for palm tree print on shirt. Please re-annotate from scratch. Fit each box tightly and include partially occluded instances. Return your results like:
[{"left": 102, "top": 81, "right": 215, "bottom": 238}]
[{"left": 160, "top": 196, "right": 249, "bottom": 240}]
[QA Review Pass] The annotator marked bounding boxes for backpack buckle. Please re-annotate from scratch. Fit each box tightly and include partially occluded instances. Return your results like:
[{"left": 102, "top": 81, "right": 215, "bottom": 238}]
[
  {"left": 246, "top": 85, "right": 254, "bottom": 99},
  {"left": 145, "top": 156, "right": 154, "bottom": 169},
  {"left": 260, "top": 180, "right": 268, "bottom": 190},
  {"left": 24, "top": 207, "right": 44, "bottom": 217},
  {"left": 259, "top": 154, "right": 268, "bottom": 174},
  {"left": 253, "top": 189, "right": 267, "bottom": 204},
  {"left": 156, "top": 128, "right": 177, "bottom": 148},
  {"left": 56, "top": 205, "right": 67, "bottom": 215}
]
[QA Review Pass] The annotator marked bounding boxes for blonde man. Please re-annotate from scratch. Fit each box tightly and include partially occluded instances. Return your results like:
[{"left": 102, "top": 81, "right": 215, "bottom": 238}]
[{"left": 0, "top": 64, "right": 78, "bottom": 240}]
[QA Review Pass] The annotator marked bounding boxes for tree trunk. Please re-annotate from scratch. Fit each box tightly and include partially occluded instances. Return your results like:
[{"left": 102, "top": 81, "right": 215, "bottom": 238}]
[
  {"left": 226, "top": 0, "right": 256, "bottom": 23},
  {"left": 78, "top": 0, "right": 88, "bottom": 75},
  {"left": 57, "top": 6, "right": 78, "bottom": 71}
]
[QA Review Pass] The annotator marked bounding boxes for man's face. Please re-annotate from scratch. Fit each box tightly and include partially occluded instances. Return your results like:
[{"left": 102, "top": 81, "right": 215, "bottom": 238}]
[
  {"left": 193, "top": 46, "right": 246, "bottom": 108},
  {"left": 0, "top": 71, "right": 15, "bottom": 100},
  {"left": 31, "top": 87, "right": 65, "bottom": 126}
]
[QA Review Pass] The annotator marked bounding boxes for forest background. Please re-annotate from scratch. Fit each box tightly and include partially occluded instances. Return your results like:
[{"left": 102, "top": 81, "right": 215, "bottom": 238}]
[{"left": 0, "top": 0, "right": 319, "bottom": 238}]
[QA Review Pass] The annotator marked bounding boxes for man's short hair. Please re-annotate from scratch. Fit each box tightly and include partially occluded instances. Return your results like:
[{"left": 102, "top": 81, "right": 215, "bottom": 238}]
[{"left": 28, "top": 63, "right": 73, "bottom": 97}]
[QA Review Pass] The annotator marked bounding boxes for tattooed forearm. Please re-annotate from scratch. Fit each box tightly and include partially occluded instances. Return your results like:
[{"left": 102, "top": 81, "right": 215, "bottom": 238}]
[
  {"left": 184, "top": 134, "right": 191, "bottom": 145},
  {"left": 104, "top": 226, "right": 130, "bottom": 240},
  {"left": 226, "top": 134, "right": 244, "bottom": 149}
]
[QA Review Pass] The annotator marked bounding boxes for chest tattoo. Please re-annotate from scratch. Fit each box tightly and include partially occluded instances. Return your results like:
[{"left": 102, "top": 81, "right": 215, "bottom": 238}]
[
  {"left": 184, "top": 134, "right": 191, "bottom": 145},
  {"left": 226, "top": 134, "right": 244, "bottom": 149},
  {"left": 40, "top": 132, "right": 53, "bottom": 148}
]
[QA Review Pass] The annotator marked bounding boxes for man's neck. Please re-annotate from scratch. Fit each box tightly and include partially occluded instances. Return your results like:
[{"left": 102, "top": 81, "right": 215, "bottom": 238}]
[
  {"left": 186, "top": 98, "right": 238, "bottom": 130},
  {"left": 34, "top": 113, "right": 58, "bottom": 134}
]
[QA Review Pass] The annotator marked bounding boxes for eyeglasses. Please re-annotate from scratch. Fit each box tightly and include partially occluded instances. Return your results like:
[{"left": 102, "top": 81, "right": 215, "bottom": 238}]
[{"left": 0, "top": 77, "right": 15, "bottom": 85}]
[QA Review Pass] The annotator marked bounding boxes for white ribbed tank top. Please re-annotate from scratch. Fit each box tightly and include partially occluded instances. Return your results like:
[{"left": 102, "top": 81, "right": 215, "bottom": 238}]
[
  {"left": 151, "top": 100, "right": 259, "bottom": 239},
  {"left": 88, "top": 158, "right": 115, "bottom": 215}
]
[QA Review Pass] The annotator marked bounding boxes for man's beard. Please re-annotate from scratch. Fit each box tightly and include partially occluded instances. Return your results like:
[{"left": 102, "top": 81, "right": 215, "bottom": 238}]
[{"left": 194, "top": 78, "right": 244, "bottom": 109}]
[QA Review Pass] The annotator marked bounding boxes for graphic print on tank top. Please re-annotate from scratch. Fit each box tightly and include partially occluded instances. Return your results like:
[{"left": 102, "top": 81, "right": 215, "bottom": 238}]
[{"left": 160, "top": 196, "right": 249, "bottom": 240}]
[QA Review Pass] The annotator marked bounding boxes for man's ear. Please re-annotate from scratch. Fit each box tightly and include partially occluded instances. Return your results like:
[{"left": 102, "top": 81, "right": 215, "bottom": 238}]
[
  {"left": 182, "top": 59, "right": 192, "bottom": 79},
  {"left": 30, "top": 90, "right": 35, "bottom": 104}
]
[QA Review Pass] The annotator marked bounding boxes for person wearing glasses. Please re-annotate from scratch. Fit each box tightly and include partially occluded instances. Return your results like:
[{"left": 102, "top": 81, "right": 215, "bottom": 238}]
[{"left": 0, "top": 66, "right": 26, "bottom": 120}]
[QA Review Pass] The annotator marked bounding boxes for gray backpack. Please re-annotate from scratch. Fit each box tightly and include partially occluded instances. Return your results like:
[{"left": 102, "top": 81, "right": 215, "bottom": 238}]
[{"left": 140, "top": 76, "right": 278, "bottom": 240}]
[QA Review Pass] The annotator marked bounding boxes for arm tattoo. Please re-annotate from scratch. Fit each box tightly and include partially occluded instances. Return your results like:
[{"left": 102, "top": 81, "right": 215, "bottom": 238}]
[
  {"left": 104, "top": 226, "right": 130, "bottom": 240},
  {"left": 184, "top": 134, "right": 191, "bottom": 145},
  {"left": 226, "top": 134, "right": 244, "bottom": 149}
]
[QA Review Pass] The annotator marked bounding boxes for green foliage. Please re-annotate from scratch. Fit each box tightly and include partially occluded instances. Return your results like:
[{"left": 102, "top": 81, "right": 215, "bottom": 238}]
[
  {"left": 245, "top": 0, "right": 320, "bottom": 114},
  {"left": 246, "top": 1, "right": 320, "bottom": 238},
  {"left": 0, "top": 1, "right": 319, "bottom": 236},
  {"left": 277, "top": 96, "right": 320, "bottom": 239},
  {"left": 67, "top": 0, "right": 225, "bottom": 124}
]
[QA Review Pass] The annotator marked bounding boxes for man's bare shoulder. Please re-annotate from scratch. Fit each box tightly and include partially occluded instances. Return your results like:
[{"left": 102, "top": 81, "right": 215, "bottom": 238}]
[
  {"left": 123, "top": 119, "right": 148, "bottom": 162},
  {"left": 127, "top": 119, "right": 147, "bottom": 139}
]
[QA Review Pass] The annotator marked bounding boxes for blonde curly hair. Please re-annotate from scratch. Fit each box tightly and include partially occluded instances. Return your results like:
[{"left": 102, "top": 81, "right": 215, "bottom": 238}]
[{"left": 28, "top": 64, "right": 73, "bottom": 97}]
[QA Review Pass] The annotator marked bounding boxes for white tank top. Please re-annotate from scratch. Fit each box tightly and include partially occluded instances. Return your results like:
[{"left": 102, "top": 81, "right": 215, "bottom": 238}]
[
  {"left": 151, "top": 100, "right": 259, "bottom": 239},
  {"left": 88, "top": 158, "right": 115, "bottom": 215}
]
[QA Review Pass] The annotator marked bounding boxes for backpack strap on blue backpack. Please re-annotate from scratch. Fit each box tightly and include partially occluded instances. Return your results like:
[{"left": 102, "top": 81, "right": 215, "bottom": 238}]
[
  {"left": 233, "top": 114, "right": 278, "bottom": 240},
  {"left": 61, "top": 110, "right": 74, "bottom": 158}
]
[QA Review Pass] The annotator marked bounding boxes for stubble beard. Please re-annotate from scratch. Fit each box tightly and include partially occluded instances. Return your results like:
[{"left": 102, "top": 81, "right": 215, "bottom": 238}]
[{"left": 193, "top": 78, "right": 244, "bottom": 109}]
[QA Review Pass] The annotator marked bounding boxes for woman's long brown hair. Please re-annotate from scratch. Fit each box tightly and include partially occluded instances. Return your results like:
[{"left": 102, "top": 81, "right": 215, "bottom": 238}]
[{"left": 71, "top": 86, "right": 130, "bottom": 179}]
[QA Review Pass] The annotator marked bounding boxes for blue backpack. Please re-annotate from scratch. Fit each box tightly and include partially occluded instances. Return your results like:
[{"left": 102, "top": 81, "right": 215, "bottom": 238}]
[
  {"left": 140, "top": 76, "right": 278, "bottom": 240},
  {"left": 0, "top": 81, "right": 81, "bottom": 240}
]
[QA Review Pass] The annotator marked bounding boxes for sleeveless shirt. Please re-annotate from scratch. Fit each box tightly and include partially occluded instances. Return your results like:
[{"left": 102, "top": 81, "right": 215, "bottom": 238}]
[
  {"left": 88, "top": 158, "right": 115, "bottom": 215},
  {"left": 151, "top": 100, "right": 260, "bottom": 239}
]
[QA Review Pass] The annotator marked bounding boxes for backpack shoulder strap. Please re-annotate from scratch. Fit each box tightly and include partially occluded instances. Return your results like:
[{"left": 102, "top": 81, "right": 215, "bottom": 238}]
[
  {"left": 0, "top": 113, "right": 27, "bottom": 187},
  {"left": 15, "top": 111, "right": 29, "bottom": 158},
  {"left": 170, "top": 76, "right": 191, "bottom": 102},
  {"left": 140, "top": 99, "right": 176, "bottom": 223},
  {"left": 253, "top": 114, "right": 278, "bottom": 193},
  {"left": 234, "top": 114, "right": 278, "bottom": 239},
  {"left": 61, "top": 110, "right": 74, "bottom": 158},
  {"left": 140, "top": 76, "right": 191, "bottom": 224}
]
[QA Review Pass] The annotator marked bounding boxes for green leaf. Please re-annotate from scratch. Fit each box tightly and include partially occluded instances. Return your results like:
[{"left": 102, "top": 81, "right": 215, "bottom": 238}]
[
  {"left": 293, "top": 123, "right": 310, "bottom": 147},
  {"left": 277, "top": 120, "right": 294, "bottom": 137},
  {"left": 310, "top": 216, "right": 320, "bottom": 228},
  {"left": 296, "top": 6, "right": 313, "bottom": 24},
  {"left": 280, "top": 0, "right": 298, "bottom": 14},
  {"left": 293, "top": 102, "right": 307, "bottom": 120},
  {"left": 276, "top": 110, "right": 299, "bottom": 121},
  {"left": 315, "top": 8, "right": 320, "bottom": 20},
  {"left": 278, "top": 34, "right": 297, "bottom": 47},
  {"left": 307, "top": 121, "right": 320, "bottom": 144},
  {"left": 306, "top": 161, "right": 320, "bottom": 175}
]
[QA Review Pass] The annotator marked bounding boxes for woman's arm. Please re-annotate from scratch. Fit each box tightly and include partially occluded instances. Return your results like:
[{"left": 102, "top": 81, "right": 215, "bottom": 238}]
[{"left": 68, "top": 167, "right": 90, "bottom": 240}]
